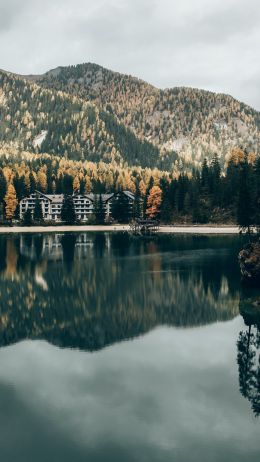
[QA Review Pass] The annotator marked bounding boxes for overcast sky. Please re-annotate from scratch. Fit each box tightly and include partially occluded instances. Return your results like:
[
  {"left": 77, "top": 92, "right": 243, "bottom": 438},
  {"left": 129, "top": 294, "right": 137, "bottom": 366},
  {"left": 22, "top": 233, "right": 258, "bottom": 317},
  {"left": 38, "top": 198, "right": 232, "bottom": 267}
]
[{"left": 0, "top": 0, "right": 259, "bottom": 109}]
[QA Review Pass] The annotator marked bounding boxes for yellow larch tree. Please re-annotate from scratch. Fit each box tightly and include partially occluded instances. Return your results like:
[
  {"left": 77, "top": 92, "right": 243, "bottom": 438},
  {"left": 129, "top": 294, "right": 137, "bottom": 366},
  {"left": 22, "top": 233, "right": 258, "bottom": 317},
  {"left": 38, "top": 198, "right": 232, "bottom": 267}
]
[
  {"left": 84, "top": 176, "right": 92, "bottom": 193},
  {"left": 37, "top": 170, "right": 47, "bottom": 192},
  {"left": 73, "top": 176, "right": 80, "bottom": 193},
  {"left": 146, "top": 185, "right": 162, "bottom": 219},
  {"left": 4, "top": 183, "right": 18, "bottom": 221}
]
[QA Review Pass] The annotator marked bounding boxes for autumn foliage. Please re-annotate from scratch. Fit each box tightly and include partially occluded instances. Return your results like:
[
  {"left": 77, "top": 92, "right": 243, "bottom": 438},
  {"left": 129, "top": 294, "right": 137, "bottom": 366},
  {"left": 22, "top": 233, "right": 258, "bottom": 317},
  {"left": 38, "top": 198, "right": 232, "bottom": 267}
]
[
  {"left": 4, "top": 183, "right": 18, "bottom": 221},
  {"left": 146, "top": 186, "right": 162, "bottom": 219}
]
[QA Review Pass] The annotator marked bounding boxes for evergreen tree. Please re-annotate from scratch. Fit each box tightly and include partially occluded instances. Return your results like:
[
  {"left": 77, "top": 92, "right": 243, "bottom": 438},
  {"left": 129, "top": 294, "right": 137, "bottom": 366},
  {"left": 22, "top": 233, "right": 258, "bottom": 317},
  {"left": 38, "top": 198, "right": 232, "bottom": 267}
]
[
  {"left": 0, "top": 170, "right": 7, "bottom": 203},
  {"left": 237, "top": 159, "right": 254, "bottom": 233},
  {"left": 210, "top": 154, "right": 221, "bottom": 205},
  {"left": 29, "top": 173, "right": 36, "bottom": 194},
  {"left": 143, "top": 176, "right": 154, "bottom": 216},
  {"left": 253, "top": 157, "right": 260, "bottom": 231},
  {"left": 13, "top": 174, "right": 27, "bottom": 201},
  {"left": 201, "top": 158, "right": 210, "bottom": 194},
  {"left": 34, "top": 196, "right": 44, "bottom": 222},
  {"left": 159, "top": 177, "right": 172, "bottom": 222},
  {"left": 46, "top": 165, "right": 53, "bottom": 194},
  {"left": 133, "top": 181, "right": 142, "bottom": 219},
  {"left": 177, "top": 175, "right": 189, "bottom": 213},
  {"left": 111, "top": 192, "right": 131, "bottom": 223},
  {"left": 63, "top": 174, "right": 73, "bottom": 195},
  {"left": 61, "top": 195, "right": 76, "bottom": 224},
  {"left": 94, "top": 194, "right": 106, "bottom": 224},
  {"left": 160, "top": 197, "right": 172, "bottom": 223},
  {"left": 23, "top": 208, "right": 33, "bottom": 226}
]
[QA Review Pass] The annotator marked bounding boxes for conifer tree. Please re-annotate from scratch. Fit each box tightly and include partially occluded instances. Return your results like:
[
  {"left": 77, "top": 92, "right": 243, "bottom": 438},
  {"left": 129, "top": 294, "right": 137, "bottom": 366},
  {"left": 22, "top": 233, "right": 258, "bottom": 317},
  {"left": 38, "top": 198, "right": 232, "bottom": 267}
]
[
  {"left": 133, "top": 181, "right": 142, "bottom": 219},
  {"left": 160, "top": 177, "right": 172, "bottom": 223},
  {"left": 146, "top": 185, "right": 162, "bottom": 219},
  {"left": 143, "top": 176, "right": 154, "bottom": 216},
  {"left": 37, "top": 171, "right": 47, "bottom": 192},
  {"left": 111, "top": 192, "right": 131, "bottom": 223},
  {"left": 29, "top": 172, "right": 36, "bottom": 194},
  {"left": 34, "top": 196, "right": 44, "bottom": 222},
  {"left": 237, "top": 159, "right": 253, "bottom": 234},
  {"left": 23, "top": 208, "right": 33, "bottom": 226},
  {"left": 13, "top": 174, "right": 27, "bottom": 201},
  {"left": 210, "top": 154, "right": 221, "bottom": 205},
  {"left": 63, "top": 174, "right": 73, "bottom": 195},
  {"left": 61, "top": 195, "right": 76, "bottom": 224},
  {"left": 201, "top": 158, "right": 210, "bottom": 194},
  {"left": 73, "top": 176, "right": 80, "bottom": 193},
  {"left": 0, "top": 170, "right": 7, "bottom": 203},
  {"left": 94, "top": 194, "right": 106, "bottom": 224},
  {"left": 4, "top": 184, "right": 18, "bottom": 222}
]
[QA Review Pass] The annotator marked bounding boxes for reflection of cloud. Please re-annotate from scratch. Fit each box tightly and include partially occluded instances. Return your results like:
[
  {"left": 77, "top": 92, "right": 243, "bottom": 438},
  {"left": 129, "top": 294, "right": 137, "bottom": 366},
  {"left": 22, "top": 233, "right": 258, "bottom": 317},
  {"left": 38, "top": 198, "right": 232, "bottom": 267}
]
[{"left": 0, "top": 317, "right": 259, "bottom": 461}]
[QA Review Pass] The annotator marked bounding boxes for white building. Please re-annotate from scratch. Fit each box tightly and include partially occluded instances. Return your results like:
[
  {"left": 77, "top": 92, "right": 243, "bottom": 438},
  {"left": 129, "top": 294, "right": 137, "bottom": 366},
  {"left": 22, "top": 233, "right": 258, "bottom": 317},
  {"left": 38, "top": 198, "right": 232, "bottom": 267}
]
[{"left": 19, "top": 190, "right": 134, "bottom": 222}]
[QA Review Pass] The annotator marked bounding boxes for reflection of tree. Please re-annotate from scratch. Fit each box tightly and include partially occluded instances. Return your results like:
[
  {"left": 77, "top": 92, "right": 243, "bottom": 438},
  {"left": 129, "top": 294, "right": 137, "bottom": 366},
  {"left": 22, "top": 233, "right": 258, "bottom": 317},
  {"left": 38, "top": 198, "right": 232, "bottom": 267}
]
[
  {"left": 34, "top": 235, "right": 43, "bottom": 261},
  {"left": 61, "top": 234, "right": 76, "bottom": 272},
  {"left": 94, "top": 233, "right": 106, "bottom": 259},
  {"left": 238, "top": 299, "right": 260, "bottom": 417},
  {"left": 0, "top": 237, "right": 6, "bottom": 272},
  {"left": 5, "top": 239, "right": 18, "bottom": 279},
  {"left": 111, "top": 232, "right": 131, "bottom": 257},
  {"left": 0, "top": 233, "right": 242, "bottom": 351}
]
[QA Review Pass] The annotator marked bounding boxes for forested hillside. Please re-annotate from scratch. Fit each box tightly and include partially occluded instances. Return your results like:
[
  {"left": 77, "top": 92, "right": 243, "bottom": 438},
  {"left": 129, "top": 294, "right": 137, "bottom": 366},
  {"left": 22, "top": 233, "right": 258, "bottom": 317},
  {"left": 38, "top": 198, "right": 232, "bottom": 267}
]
[
  {"left": 0, "top": 64, "right": 259, "bottom": 226},
  {"left": 0, "top": 70, "right": 179, "bottom": 169},
  {"left": 32, "top": 63, "right": 260, "bottom": 167},
  {"left": 2, "top": 63, "right": 260, "bottom": 171},
  {"left": 0, "top": 145, "right": 259, "bottom": 226}
]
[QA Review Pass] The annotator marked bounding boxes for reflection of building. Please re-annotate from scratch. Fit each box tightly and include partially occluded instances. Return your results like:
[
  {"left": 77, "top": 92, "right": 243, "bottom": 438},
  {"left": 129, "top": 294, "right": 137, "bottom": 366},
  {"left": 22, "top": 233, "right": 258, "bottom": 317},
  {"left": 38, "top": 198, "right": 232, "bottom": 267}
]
[
  {"left": 19, "top": 191, "right": 134, "bottom": 222},
  {"left": 19, "top": 233, "right": 109, "bottom": 261}
]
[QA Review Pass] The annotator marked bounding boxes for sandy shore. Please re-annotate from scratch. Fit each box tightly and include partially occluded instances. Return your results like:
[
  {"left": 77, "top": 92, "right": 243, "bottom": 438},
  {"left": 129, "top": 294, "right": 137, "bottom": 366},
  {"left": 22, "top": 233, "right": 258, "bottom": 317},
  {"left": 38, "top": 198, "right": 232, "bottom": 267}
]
[{"left": 0, "top": 225, "right": 240, "bottom": 234}]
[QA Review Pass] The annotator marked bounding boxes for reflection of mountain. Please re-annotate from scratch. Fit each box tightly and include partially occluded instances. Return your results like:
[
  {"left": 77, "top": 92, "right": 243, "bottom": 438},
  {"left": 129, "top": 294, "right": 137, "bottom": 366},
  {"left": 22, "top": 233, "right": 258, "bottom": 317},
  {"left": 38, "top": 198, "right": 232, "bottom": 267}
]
[
  {"left": 237, "top": 293, "right": 260, "bottom": 417},
  {"left": 0, "top": 233, "right": 241, "bottom": 351}
]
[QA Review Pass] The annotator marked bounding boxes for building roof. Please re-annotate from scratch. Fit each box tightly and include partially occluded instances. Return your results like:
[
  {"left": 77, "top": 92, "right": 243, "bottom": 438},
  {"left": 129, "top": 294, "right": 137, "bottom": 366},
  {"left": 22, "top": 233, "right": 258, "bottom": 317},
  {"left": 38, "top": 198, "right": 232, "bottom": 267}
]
[
  {"left": 45, "top": 194, "right": 64, "bottom": 204},
  {"left": 21, "top": 190, "right": 134, "bottom": 204}
]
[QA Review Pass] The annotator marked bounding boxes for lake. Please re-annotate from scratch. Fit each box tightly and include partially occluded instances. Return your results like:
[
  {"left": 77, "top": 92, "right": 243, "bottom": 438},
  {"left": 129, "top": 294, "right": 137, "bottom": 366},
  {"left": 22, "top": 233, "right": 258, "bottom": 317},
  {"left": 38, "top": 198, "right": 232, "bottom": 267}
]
[{"left": 0, "top": 232, "right": 259, "bottom": 462}]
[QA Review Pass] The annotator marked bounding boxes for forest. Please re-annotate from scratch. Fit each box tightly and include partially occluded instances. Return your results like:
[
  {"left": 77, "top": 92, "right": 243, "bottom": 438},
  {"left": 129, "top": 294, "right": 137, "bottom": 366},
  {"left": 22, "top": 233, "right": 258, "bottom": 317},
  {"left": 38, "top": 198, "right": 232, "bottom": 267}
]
[{"left": 0, "top": 145, "right": 259, "bottom": 228}]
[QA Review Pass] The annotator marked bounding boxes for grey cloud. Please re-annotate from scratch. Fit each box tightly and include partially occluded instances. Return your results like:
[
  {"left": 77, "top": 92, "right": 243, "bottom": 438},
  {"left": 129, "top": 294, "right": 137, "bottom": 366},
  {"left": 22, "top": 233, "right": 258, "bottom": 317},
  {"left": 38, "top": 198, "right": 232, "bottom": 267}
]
[
  {"left": 0, "top": 0, "right": 259, "bottom": 109},
  {"left": 0, "top": 1, "right": 24, "bottom": 32}
]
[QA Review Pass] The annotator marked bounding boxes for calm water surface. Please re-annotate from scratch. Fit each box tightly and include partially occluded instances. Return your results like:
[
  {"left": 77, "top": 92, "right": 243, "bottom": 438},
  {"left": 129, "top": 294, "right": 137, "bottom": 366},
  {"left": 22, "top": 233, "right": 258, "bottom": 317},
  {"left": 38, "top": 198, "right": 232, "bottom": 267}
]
[{"left": 0, "top": 233, "right": 259, "bottom": 462}]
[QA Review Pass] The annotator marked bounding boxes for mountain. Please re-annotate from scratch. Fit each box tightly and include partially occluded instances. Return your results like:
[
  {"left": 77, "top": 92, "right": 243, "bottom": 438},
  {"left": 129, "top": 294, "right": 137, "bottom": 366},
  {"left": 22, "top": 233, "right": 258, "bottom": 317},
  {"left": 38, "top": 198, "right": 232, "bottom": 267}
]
[
  {"left": 33, "top": 63, "right": 260, "bottom": 167},
  {"left": 0, "top": 70, "right": 175, "bottom": 170},
  {"left": 1, "top": 63, "right": 260, "bottom": 171}
]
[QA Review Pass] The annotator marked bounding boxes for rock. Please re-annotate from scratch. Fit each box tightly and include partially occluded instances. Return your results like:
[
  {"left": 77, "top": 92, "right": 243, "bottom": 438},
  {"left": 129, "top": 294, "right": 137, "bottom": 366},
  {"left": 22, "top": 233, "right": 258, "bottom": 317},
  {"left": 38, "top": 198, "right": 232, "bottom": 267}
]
[{"left": 238, "top": 241, "right": 260, "bottom": 284}]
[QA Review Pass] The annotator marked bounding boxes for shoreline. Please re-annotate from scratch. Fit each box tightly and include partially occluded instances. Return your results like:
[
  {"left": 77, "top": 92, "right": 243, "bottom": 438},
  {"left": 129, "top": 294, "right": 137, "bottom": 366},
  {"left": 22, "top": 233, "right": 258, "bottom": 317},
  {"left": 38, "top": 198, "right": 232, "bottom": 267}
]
[{"left": 0, "top": 225, "right": 240, "bottom": 234}]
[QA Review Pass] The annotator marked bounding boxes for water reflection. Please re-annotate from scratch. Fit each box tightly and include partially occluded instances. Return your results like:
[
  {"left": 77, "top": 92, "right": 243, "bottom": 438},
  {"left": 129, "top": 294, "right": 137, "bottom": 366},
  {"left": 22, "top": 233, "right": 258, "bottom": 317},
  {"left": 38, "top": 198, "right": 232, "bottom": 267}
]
[
  {"left": 0, "top": 233, "right": 259, "bottom": 460},
  {"left": 238, "top": 293, "right": 260, "bottom": 417},
  {"left": 0, "top": 233, "right": 242, "bottom": 351}
]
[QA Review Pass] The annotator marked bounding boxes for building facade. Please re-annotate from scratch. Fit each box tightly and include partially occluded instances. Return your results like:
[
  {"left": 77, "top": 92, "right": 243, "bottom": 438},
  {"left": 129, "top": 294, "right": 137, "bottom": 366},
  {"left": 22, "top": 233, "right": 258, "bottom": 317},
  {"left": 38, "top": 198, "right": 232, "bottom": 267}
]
[{"left": 19, "top": 191, "right": 134, "bottom": 222}]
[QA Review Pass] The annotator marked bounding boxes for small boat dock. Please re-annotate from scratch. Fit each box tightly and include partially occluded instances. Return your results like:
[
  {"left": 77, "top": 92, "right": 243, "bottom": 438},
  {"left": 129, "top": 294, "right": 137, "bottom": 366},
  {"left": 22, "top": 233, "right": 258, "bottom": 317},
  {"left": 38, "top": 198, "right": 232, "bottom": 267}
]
[{"left": 129, "top": 219, "right": 160, "bottom": 235}]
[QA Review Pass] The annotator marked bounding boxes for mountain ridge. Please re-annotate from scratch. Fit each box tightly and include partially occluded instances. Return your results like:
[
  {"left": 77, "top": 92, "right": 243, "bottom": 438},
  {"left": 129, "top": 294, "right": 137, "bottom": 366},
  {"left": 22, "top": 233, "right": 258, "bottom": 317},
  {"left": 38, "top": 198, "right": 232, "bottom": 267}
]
[
  {"left": 0, "top": 63, "right": 259, "bottom": 170},
  {"left": 13, "top": 62, "right": 257, "bottom": 107},
  {"left": 0, "top": 68, "right": 175, "bottom": 169}
]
